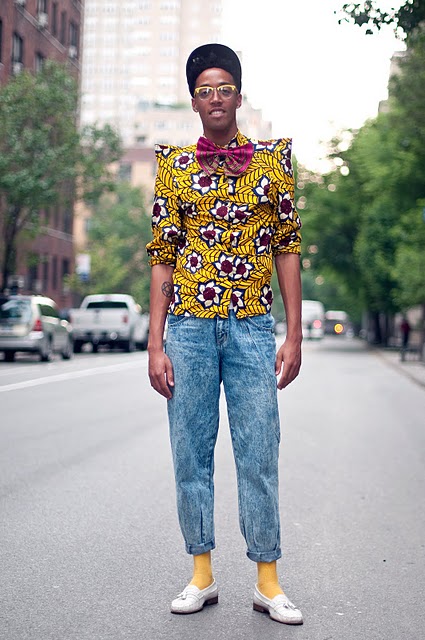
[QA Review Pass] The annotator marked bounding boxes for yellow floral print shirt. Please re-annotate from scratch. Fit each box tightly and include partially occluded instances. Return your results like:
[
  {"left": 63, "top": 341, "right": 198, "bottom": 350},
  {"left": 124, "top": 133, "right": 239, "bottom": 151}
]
[{"left": 146, "top": 131, "right": 301, "bottom": 318}]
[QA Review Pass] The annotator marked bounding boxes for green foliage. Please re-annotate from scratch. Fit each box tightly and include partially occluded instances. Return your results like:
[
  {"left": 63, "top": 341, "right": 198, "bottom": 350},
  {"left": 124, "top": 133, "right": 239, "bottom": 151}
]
[
  {"left": 297, "top": 26, "right": 425, "bottom": 342},
  {"left": 0, "top": 60, "right": 121, "bottom": 290},
  {"left": 337, "top": 1, "right": 425, "bottom": 38},
  {"left": 388, "top": 30, "right": 425, "bottom": 199},
  {"left": 0, "top": 62, "right": 79, "bottom": 212},
  {"left": 297, "top": 156, "right": 366, "bottom": 321},
  {"left": 69, "top": 183, "right": 152, "bottom": 311},
  {"left": 79, "top": 124, "right": 122, "bottom": 204},
  {"left": 393, "top": 201, "right": 425, "bottom": 309}
]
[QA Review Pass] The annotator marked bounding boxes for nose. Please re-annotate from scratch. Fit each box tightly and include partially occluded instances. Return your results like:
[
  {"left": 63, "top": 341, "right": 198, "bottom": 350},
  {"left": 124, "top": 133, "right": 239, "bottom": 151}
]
[{"left": 209, "top": 88, "right": 223, "bottom": 102}]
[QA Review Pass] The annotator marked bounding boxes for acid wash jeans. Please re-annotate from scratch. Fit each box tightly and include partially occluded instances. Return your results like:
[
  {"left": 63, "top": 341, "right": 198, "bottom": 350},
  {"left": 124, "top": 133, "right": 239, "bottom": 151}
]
[{"left": 165, "top": 310, "right": 282, "bottom": 563}]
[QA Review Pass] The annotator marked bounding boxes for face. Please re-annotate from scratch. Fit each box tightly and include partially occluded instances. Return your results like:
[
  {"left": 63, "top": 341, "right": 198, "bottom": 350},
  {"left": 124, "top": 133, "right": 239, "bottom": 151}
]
[{"left": 192, "top": 68, "right": 242, "bottom": 143}]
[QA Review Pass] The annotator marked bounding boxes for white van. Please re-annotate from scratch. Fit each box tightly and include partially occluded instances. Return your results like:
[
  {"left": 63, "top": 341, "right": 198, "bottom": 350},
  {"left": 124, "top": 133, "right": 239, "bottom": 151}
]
[{"left": 302, "top": 300, "right": 325, "bottom": 340}]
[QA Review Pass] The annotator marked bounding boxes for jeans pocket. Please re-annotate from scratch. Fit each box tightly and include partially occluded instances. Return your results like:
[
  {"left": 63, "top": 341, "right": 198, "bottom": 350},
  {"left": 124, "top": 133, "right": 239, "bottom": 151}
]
[
  {"left": 167, "top": 313, "right": 191, "bottom": 328},
  {"left": 244, "top": 313, "right": 275, "bottom": 333}
]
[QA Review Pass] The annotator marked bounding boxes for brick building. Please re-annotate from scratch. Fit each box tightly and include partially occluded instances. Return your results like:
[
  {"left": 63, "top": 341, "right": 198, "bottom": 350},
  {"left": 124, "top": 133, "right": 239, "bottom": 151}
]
[{"left": 0, "top": 0, "right": 83, "bottom": 308}]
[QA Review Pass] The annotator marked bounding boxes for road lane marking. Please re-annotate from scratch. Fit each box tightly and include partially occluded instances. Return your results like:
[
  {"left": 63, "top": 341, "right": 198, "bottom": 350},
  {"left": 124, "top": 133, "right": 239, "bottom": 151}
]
[{"left": 0, "top": 360, "right": 147, "bottom": 393}]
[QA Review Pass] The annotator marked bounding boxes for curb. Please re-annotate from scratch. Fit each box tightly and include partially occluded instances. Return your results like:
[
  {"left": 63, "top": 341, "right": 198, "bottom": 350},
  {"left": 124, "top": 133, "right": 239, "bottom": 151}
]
[{"left": 372, "top": 347, "right": 425, "bottom": 390}]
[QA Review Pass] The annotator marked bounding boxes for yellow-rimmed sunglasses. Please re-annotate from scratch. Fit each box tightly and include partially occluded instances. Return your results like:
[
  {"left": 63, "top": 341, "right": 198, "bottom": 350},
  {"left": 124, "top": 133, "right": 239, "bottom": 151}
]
[{"left": 193, "top": 84, "right": 238, "bottom": 100}]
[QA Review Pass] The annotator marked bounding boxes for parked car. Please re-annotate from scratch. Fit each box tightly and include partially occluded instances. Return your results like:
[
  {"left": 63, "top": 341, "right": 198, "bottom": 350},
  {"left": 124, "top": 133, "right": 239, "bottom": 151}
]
[
  {"left": 0, "top": 295, "right": 73, "bottom": 362},
  {"left": 302, "top": 299, "right": 325, "bottom": 340},
  {"left": 69, "top": 294, "right": 149, "bottom": 353},
  {"left": 324, "top": 310, "right": 353, "bottom": 337}
]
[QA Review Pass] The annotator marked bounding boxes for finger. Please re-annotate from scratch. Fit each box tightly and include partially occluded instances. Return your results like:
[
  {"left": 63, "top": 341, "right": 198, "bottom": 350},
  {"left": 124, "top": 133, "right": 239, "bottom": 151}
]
[
  {"left": 165, "top": 356, "right": 174, "bottom": 388},
  {"left": 150, "top": 371, "right": 172, "bottom": 399},
  {"left": 158, "top": 372, "right": 173, "bottom": 399},
  {"left": 275, "top": 351, "right": 283, "bottom": 376},
  {"left": 277, "top": 358, "right": 299, "bottom": 389}
]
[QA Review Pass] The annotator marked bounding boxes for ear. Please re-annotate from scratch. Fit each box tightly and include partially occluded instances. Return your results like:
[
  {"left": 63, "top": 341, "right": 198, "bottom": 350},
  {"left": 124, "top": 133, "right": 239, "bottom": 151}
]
[
  {"left": 191, "top": 98, "right": 198, "bottom": 113},
  {"left": 236, "top": 93, "right": 242, "bottom": 109}
]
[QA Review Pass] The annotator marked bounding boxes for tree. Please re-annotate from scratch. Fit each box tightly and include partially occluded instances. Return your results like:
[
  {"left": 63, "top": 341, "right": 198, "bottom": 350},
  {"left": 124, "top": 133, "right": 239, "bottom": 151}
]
[
  {"left": 67, "top": 183, "right": 153, "bottom": 311},
  {"left": 388, "top": 29, "right": 425, "bottom": 194},
  {"left": 296, "top": 148, "right": 366, "bottom": 321},
  {"left": 337, "top": 1, "right": 425, "bottom": 38},
  {"left": 0, "top": 60, "right": 121, "bottom": 291},
  {"left": 393, "top": 201, "right": 425, "bottom": 309},
  {"left": 392, "top": 201, "right": 425, "bottom": 350}
]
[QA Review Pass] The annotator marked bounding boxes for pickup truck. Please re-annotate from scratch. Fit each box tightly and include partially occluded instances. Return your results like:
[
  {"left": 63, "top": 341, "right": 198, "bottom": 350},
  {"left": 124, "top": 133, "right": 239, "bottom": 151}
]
[{"left": 70, "top": 294, "right": 149, "bottom": 353}]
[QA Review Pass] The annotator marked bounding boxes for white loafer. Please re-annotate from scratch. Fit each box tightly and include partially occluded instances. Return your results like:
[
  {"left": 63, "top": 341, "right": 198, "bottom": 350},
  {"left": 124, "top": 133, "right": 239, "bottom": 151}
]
[
  {"left": 253, "top": 585, "right": 303, "bottom": 625},
  {"left": 171, "top": 580, "right": 218, "bottom": 614}
]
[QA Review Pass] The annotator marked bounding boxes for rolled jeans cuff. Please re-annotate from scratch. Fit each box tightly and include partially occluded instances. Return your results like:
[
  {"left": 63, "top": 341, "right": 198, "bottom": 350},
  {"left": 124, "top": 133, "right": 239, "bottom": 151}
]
[
  {"left": 246, "top": 548, "right": 282, "bottom": 563},
  {"left": 186, "top": 540, "right": 215, "bottom": 556}
]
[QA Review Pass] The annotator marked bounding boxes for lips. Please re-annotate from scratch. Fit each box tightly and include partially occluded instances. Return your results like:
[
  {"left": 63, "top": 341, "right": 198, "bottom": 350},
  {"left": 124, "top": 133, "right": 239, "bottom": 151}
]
[{"left": 209, "top": 109, "right": 225, "bottom": 116}]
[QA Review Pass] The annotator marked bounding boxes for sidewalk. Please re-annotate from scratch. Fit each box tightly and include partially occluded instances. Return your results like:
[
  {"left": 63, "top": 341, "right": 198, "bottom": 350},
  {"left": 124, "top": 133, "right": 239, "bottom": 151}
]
[{"left": 374, "top": 346, "right": 425, "bottom": 389}]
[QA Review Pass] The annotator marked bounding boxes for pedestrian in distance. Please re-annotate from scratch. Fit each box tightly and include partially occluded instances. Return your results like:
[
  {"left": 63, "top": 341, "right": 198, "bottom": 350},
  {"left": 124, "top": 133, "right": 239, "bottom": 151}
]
[
  {"left": 400, "top": 315, "right": 411, "bottom": 361},
  {"left": 146, "top": 43, "right": 303, "bottom": 626}
]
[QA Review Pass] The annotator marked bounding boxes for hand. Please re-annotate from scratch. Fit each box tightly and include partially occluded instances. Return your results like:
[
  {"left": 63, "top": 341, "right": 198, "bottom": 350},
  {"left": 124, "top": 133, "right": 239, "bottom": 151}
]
[
  {"left": 148, "top": 348, "right": 174, "bottom": 399},
  {"left": 275, "top": 338, "right": 302, "bottom": 389}
]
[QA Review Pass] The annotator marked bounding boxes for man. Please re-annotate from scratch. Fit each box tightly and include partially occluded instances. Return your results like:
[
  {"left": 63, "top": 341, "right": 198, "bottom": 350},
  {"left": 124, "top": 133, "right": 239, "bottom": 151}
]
[{"left": 146, "top": 43, "right": 303, "bottom": 625}]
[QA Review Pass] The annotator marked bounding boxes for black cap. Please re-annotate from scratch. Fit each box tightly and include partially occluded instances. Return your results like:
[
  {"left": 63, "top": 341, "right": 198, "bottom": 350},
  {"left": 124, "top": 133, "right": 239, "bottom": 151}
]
[{"left": 186, "top": 43, "right": 242, "bottom": 97}]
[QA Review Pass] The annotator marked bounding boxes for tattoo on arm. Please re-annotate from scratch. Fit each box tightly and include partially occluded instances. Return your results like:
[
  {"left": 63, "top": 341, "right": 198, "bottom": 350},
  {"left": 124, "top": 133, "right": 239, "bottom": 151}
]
[{"left": 161, "top": 281, "right": 173, "bottom": 298}]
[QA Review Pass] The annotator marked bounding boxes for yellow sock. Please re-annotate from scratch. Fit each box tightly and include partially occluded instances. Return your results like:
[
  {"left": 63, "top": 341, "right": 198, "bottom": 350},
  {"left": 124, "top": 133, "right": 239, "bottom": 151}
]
[
  {"left": 189, "top": 551, "right": 214, "bottom": 590},
  {"left": 257, "top": 561, "right": 284, "bottom": 599}
]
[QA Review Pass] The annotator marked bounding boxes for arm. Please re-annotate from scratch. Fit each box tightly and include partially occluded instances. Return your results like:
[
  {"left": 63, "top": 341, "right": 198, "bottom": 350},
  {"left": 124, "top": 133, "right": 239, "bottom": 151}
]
[
  {"left": 148, "top": 263, "right": 175, "bottom": 399},
  {"left": 274, "top": 252, "right": 302, "bottom": 389},
  {"left": 146, "top": 145, "right": 181, "bottom": 399}
]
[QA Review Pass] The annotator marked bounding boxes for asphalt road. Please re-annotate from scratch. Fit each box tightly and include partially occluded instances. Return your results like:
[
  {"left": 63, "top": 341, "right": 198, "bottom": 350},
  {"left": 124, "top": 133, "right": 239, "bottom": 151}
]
[{"left": 0, "top": 337, "right": 424, "bottom": 640}]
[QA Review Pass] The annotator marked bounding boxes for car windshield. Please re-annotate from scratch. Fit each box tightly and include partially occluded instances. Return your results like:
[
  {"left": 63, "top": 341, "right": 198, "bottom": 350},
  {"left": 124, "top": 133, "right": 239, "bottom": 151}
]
[{"left": 0, "top": 299, "right": 32, "bottom": 324}]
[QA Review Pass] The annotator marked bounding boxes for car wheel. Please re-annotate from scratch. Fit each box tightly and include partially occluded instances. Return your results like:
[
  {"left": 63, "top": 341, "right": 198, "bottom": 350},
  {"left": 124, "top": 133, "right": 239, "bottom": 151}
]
[
  {"left": 4, "top": 351, "right": 16, "bottom": 362},
  {"left": 40, "top": 338, "right": 52, "bottom": 362},
  {"left": 92, "top": 343, "right": 99, "bottom": 353},
  {"left": 73, "top": 340, "right": 83, "bottom": 353},
  {"left": 62, "top": 336, "right": 73, "bottom": 360},
  {"left": 124, "top": 336, "right": 135, "bottom": 353}
]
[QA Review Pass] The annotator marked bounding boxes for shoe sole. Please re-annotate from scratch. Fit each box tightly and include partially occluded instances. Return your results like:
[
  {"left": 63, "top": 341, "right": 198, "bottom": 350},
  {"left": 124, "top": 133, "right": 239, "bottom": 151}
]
[
  {"left": 253, "top": 602, "right": 303, "bottom": 625},
  {"left": 171, "top": 595, "right": 219, "bottom": 615}
]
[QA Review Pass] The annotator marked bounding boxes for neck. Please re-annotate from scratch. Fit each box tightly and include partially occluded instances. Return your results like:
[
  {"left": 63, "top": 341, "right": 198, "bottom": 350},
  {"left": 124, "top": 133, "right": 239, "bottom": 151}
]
[{"left": 202, "top": 125, "right": 238, "bottom": 147}]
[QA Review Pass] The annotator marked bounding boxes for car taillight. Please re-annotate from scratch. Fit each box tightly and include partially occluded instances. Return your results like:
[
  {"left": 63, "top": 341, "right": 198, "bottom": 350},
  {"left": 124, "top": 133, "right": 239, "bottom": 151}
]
[
  {"left": 313, "top": 319, "right": 322, "bottom": 329},
  {"left": 334, "top": 323, "right": 344, "bottom": 334},
  {"left": 122, "top": 314, "right": 129, "bottom": 324},
  {"left": 32, "top": 318, "right": 43, "bottom": 332}
]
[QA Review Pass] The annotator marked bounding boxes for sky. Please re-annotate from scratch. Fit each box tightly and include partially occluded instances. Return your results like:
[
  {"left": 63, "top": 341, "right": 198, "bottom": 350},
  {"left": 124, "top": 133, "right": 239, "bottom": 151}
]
[{"left": 221, "top": 0, "right": 405, "bottom": 172}]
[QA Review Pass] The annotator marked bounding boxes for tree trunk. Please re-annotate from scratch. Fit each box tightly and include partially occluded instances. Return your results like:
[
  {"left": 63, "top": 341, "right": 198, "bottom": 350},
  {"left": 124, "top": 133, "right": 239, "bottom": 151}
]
[
  {"left": 372, "top": 311, "right": 382, "bottom": 344},
  {"left": 1, "top": 206, "right": 20, "bottom": 292}
]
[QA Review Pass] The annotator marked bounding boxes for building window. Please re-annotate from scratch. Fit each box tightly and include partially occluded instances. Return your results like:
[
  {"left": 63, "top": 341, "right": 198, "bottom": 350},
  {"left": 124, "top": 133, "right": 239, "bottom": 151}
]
[
  {"left": 60, "top": 11, "right": 67, "bottom": 45},
  {"left": 37, "top": 0, "right": 48, "bottom": 12},
  {"left": 52, "top": 2, "right": 58, "bottom": 37},
  {"left": 53, "top": 206, "right": 60, "bottom": 230},
  {"left": 62, "top": 258, "right": 70, "bottom": 284},
  {"left": 35, "top": 52, "right": 45, "bottom": 72},
  {"left": 27, "top": 256, "right": 40, "bottom": 293},
  {"left": 42, "top": 256, "right": 49, "bottom": 292},
  {"left": 63, "top": 209, "right": 72, "bottom": 234},
  {"left": 12, "top": 33, "right": 24, "bottom": 64},
  {"left": 69, "top": 21, "right": 79, "bottom": 58},
  {"left": 52, "top": 256, "right": 58, "bottom": 290},
  {"left": 118, "top": 163, "right": 132, "bottom": 182}
]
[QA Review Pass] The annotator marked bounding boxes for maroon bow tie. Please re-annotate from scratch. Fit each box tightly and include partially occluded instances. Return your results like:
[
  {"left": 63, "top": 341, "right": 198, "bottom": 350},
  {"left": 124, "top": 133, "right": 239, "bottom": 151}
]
[{"left": 196, "top": 136, "right": 254, "bottom": 177}]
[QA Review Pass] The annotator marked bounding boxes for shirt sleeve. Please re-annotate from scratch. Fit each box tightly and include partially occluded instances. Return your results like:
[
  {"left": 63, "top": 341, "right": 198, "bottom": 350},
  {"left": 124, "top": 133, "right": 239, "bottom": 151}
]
[
  {"left": 270, "top": 138, "right": 302, "bottom": 256},
  {"left": 146, "top": 146, "right": 182, "bottom": 267}
]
